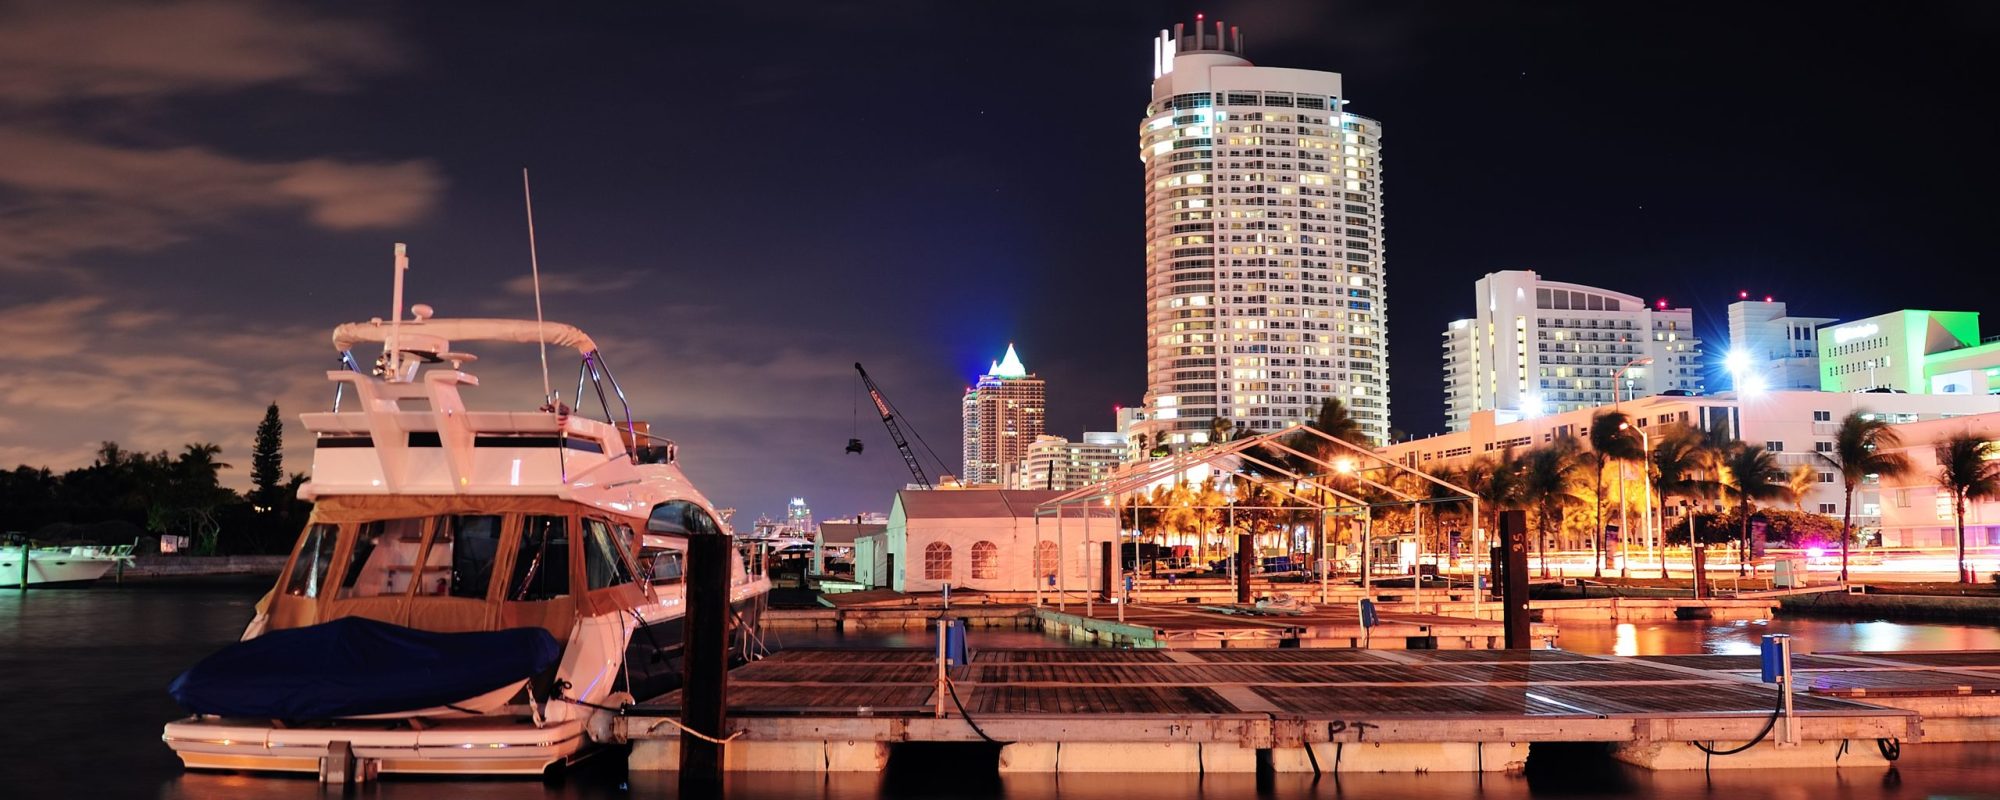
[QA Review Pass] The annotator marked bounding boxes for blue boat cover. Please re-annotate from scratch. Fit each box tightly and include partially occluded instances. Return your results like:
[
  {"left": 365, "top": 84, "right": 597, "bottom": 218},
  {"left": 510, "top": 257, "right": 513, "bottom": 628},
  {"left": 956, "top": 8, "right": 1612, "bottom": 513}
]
[{"left": 169, "top": 617, "right": 561, "bottom": 719}]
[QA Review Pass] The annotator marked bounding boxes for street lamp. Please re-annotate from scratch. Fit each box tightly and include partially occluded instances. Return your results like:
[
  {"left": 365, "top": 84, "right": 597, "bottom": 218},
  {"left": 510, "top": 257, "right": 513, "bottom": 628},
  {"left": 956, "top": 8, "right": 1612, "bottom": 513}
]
[
  {"left": 1615, "top": 357, "right": 1654, "bottom": 408},
  {"left": 1620, "top": 422, "right": 1653, "bottom": 579}
]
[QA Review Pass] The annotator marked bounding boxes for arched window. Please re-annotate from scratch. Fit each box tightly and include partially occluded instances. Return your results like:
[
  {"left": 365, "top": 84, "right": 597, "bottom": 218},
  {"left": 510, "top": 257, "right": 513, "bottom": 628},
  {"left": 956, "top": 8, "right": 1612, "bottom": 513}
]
[
  {"left": 970, "top": 541, "right": 999, "bottom": 580},
  {"left": 1034, "top": 540, "right": 1058, "bottom": 579},
  {"left": 924, "top": 541, "right": 952, "bottom": 581}
]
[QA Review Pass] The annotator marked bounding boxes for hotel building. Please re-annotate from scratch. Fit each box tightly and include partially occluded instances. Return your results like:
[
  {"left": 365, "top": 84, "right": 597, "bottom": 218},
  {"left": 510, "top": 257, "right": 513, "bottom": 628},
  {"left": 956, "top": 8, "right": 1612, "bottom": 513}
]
[
  {"left": 1441, "top": 270, "right": 1703, "bottom": 432},
  {"left": 1818, "top": 310, "right": 2000, "bottom": 395},
  {"left": 1139, "top": 17, "right": 1390, "bottom": 448},
  {"left": 961, "top": 345, "right": 1045, "bottom": 486},
  {"left": 1007, "top": 433, "right": 1128, "bottom": 492},
  {"left": 1727, "top": 298, "right": 1833, "bottom": 391}
]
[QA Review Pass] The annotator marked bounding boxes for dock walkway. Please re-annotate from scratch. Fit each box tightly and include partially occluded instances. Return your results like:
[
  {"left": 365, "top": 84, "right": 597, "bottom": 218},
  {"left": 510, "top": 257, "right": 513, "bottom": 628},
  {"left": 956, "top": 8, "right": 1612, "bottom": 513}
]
[
  {"left": 622, "top": 646, "right": 1971, "bottom": 774},
  {"left": 1035, "top": 603, "right": 1557, "bottom": 649}
]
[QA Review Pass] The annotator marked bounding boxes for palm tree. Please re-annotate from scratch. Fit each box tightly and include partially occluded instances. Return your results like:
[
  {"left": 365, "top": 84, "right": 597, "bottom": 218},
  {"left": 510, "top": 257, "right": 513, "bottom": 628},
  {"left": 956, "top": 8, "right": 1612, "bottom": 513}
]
[
  {"left": 1652, "top": 425, "right": 1721, "bottom": 578},
  {"left": 1818, "top": 411, "right": 1914, "bottom": 582},
  {"left": 1586, "top": 411, "right": 1644, "bottom": 577},
  {"left": 1208, "top": 416, "right": 1234, "bottom": 447},
  {"left": 1718, "top": 443, "right": 1795, "bottom": 575},
  {"left": 1786, "top": 465, "right": 1818, "bottom": 512},
  {"left": 1517, "top": 437, "right": 1583, "bottom": 577},
  {"left": 1454, "top": 454, "right": 1518, "bottom": 542},
  {"left": 1935, "top": 432, "right": 2000, "bottom": 584}
]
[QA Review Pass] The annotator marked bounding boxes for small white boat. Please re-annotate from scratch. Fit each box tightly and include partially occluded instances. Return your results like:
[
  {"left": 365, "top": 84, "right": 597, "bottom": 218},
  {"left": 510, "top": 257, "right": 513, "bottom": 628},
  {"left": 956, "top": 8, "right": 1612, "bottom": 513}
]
[
  {"left": 0, "top": 543, "right": 133, "bottom": 588},
  {"left": 162, "top": 246, "right": 770, "bottom": 777}
]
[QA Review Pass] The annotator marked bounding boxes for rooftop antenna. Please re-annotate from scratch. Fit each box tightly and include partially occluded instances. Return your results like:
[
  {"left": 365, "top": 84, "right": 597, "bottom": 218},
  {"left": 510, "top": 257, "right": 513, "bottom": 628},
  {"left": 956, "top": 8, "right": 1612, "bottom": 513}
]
[{"left": 522, "top": 168, "right": 554, "bottom": 405}]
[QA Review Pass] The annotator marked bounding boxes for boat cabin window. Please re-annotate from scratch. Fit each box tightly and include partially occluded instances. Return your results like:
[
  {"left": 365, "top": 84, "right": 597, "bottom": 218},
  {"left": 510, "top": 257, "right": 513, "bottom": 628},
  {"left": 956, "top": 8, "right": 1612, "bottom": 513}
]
[
  {"left": 283, "top": 523, "right": 339, "bottom": 598},
  {"left": 647, "top": 500, "right": 721, "bottom": 536},
  {"left": 508, "top": 515, "right": 569, "bottom": 601},
  {"left": 422, "top": 514, "right": 503, "bottom": 599},
  {"left": 338, "top": 517, "right": 427, "bottom": 599},
  {"left": 644, "top": 549, "right": 684, "bottom": 583},
  {"left": 582, "top": 518, "right": 636, "bottom": 590}
]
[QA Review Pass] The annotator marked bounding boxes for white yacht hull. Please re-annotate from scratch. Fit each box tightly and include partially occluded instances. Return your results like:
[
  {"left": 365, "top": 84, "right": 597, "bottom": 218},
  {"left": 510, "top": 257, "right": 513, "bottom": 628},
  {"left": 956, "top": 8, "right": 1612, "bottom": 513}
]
[
  {"left": 164, "top": 578, "right": 773, "bottom": 777},
  {"left": 0, "top": 547, "right": 127, "bottom": 588}
]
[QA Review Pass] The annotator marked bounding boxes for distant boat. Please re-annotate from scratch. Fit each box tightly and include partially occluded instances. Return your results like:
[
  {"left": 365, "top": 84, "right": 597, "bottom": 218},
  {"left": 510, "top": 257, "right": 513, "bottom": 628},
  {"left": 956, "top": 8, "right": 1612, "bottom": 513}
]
[
  {"left": 0, "top": 543, "right": 133, "bottom": 588},
  {"left": 162, "top": 246, "right": 770, "bottom": 778}
]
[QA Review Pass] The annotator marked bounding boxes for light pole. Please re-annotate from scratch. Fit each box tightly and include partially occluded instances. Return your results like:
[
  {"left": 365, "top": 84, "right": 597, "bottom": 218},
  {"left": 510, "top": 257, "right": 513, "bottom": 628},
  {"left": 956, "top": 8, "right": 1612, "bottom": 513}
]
[
  {"left": 1621, "top": 422, "right": 1652, "bottom": 580},
  {"left": 1609, "top": 357, "right": 1654, "bottom": 577},
  {"left": 1614, "top": 357, "right": 1655, "bottom": 408}
]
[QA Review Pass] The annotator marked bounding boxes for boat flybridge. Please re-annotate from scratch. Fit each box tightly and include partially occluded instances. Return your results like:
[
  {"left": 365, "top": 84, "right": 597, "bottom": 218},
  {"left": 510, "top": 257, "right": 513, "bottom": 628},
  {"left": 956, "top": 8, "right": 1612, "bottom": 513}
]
[{"left": 163, "top": 251, "right": 771, "bottom": 777}]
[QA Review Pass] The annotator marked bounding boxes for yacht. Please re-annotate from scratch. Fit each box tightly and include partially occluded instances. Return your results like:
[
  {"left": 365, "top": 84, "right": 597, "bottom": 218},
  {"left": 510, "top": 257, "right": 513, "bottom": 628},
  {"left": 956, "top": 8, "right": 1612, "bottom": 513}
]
[
  {"left": 0, "top": 542, "right": 133, "bottom": 588},
  {"left": 163, "top": 247, "right": 770, "bottom": 777}
]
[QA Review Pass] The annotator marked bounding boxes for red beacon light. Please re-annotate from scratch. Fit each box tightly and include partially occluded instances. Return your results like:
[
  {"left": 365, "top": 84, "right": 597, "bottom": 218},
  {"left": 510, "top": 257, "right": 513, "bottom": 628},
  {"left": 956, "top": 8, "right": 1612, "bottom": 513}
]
[
  {"left": 1656, "top": 299, "right": 1668, "bottom": 309},
  {"left": 1739, "top": 291, "right": 1749, "bottom": 299},
  {"left": 1765, "top": 295, "right": 1774, "bottom": 303}
]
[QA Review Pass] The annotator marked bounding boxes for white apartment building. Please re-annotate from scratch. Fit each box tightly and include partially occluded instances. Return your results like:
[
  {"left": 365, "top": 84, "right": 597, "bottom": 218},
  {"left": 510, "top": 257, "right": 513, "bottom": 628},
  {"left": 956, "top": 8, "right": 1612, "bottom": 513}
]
[
  {"left": 1877, "top": 411, "right": 2000, "bottom": 556},
  {"left": 960, "top": 345, "right": 1045, "bottom": 486},
  {"left": 1007, "top": 433, "right": 1127, "bottom": 492},
  {"left": 1818, "top": 309, "right": 2000, "bottom": 396},
  {"left": 1441, "top": 270, "right": 1703, "bottom": 432},
  {"left": 1383, "top": 390, "right": 2000, "bottom": 538},
  {"left": 1138, "top": 17, "right": 1390, "bottom": 449},
  {"left": 1727, "top": 298, "right": 1832, "bottom": 391}
]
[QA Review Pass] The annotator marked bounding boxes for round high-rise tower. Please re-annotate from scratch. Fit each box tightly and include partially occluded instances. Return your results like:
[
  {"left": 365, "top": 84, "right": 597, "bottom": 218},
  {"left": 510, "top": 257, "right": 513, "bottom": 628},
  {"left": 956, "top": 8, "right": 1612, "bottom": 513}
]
[{"left": 1138, "top": 18, "right": 1387, "bottom": 447}]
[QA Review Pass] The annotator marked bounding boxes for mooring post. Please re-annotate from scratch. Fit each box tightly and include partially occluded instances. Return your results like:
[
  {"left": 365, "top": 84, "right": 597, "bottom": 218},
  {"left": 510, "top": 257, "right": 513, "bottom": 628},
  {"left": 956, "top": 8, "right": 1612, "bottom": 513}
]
[
  {"left": 1236, "top": 529, "right": 1253, "bottom": 604},
  {"left": 1692, "top": 543, "right": 1708, "bottom": 600},
  {"left": 680, "top": 532, "right": 733, "bottom": 793},
  {"left": 1501, "top": 510, "right": 1530, "bottom": 649},
  {"left": 17, "top": 539, "right": 28, "bottom": 592}
]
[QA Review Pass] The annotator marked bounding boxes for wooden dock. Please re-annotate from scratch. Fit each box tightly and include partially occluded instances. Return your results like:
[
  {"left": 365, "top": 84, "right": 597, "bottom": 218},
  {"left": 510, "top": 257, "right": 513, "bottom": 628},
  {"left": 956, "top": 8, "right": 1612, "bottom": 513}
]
[
  {"left": 1035, "top": 603, "right": 1557, "bottom": 649},
  {"left": 620, "top": 646, "right": 1963, "bottom": 774}
]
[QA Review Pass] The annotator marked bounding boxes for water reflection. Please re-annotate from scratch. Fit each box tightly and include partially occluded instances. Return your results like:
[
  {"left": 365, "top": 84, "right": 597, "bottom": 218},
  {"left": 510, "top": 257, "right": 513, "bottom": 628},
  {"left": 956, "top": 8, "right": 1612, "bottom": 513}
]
[
  {"left": 1557, "top": 616, "right": 2000, "bottom": 656},
  {"left": 11, "top": 581, "right": 2000, "bottom": 800}
]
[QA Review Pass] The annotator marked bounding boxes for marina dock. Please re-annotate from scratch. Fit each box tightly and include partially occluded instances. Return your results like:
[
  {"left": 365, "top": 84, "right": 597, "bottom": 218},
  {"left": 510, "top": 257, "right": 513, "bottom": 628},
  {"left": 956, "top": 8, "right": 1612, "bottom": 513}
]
[
  {"left": 620, "top": 646, "right": 2000, "bottom": 774},
  {"left": 1034, "top": 603, "right": 1557, "bottom": 649}
]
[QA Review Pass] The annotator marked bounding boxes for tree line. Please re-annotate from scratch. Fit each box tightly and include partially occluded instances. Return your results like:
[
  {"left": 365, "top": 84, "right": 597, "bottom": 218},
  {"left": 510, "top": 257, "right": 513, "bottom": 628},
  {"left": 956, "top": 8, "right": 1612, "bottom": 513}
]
[
  {"left": 1121, "top": 402, "right": 2000, "bottom": 584},
  {"left": 0, "top": 404, "right": 307, "bottom": 555}
]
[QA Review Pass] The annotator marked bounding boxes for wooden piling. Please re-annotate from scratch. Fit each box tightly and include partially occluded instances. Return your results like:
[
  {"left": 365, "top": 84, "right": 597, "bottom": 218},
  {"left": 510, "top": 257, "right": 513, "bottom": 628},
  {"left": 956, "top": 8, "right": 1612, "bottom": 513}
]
[
  {"left": 1235, "top": 531, "right": 1253, "bottom": 604},
  {"left": 679, "top": 532, "right": 733, "bottom": 794},
  {"left": 1501, "top": 510, "right": 1530, "bottom": 649}
]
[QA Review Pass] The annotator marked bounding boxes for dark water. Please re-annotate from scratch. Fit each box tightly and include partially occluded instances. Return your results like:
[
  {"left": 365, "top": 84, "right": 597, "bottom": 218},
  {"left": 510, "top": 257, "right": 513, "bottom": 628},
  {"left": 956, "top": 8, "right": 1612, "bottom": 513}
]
[{"left": 5, "top": 579, "right": 2000, "bottom": 799}]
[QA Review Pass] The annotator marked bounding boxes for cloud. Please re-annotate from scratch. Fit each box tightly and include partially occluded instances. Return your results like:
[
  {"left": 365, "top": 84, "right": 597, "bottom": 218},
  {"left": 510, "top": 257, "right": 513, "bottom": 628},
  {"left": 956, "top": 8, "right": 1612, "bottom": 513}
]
[
  {"left": 500, "top": 270, "right": 649, "bottom": 298},
  {"left": 0, "top": 0, "right": 400, "bottom": 103},
  {"left": 0, "top": 1, "right": 441, "bottom": 271},
  {"left": 0, "top": 128, "right": 443, "bottom": 268}
]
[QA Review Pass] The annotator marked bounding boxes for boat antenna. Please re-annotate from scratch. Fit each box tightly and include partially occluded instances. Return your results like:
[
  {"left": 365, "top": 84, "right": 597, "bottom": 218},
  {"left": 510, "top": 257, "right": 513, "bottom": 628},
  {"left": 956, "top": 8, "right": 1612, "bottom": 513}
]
[
  {"left": 522, "top": 168, "right": 554, "bottom": 405},
  {"left": 385, "top": 242, "right": 409, "bottom": 380}
]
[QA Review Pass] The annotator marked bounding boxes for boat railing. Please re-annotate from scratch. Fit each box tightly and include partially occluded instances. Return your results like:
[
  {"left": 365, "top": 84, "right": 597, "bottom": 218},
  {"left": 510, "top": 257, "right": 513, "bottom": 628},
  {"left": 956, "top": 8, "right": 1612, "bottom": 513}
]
[{"left": 331, "top": 343, "right": 673, "bottom": 468}]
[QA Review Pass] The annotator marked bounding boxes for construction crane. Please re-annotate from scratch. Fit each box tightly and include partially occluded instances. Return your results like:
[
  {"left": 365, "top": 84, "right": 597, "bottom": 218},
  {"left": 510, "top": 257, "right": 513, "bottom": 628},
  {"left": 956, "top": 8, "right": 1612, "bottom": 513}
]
[{"left": 851, "top": 362, "right": 937, "bottom": 490}]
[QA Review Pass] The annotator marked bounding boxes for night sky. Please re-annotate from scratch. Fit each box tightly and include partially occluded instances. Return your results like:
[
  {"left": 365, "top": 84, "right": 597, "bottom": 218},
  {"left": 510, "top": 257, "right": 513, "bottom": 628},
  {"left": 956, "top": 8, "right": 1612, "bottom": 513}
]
[{"left": 2, "top": 1, "right": 1995, "bottom": 524}]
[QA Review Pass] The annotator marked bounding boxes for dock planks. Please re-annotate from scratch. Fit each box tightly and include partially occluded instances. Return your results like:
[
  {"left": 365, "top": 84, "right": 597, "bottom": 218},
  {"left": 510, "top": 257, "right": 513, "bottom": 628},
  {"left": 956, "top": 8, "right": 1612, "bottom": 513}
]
[{"left": 635, "top": 646, "right": 1922, "bottom": 731}]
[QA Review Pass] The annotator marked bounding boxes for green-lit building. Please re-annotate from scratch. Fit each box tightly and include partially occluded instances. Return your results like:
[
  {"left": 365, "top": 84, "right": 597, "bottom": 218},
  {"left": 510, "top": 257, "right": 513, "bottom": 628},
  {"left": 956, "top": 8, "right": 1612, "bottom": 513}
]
[{"left": 1818, "top": 309, "right": 2000, "bottom": 395}]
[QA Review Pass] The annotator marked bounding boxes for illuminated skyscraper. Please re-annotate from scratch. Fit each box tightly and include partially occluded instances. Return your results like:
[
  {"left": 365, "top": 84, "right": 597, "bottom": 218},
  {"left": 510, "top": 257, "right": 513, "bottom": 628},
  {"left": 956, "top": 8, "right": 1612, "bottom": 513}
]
[
  {"left": 1139, "top": 17, "right": 1389, "bottom": 447},
  {"left": 961, "top": 344, "right": 1045, "bottom": 485}
]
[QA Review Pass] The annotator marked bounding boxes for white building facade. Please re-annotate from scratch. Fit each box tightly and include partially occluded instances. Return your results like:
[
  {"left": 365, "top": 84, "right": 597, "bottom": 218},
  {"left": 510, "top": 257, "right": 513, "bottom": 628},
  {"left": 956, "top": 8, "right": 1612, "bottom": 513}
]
[
  {"left": 1441, "top": 270, "right": 1703, "bottom": 432},
  {"left": 1727, "top": 299, "right": 1832, "bottom": 391},
  {"left": 1139, "top": 18, "right": 1390, "bottom": 449},
  {"left": 1007, "top": 433, "right": 1127, "bottom": 492},
  {"left": 1817, "top": 309, "right": 2000, "bottom": 396},
  {"left": 1877, "top": 412, "right": 2000, "bottom": 559}
]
